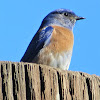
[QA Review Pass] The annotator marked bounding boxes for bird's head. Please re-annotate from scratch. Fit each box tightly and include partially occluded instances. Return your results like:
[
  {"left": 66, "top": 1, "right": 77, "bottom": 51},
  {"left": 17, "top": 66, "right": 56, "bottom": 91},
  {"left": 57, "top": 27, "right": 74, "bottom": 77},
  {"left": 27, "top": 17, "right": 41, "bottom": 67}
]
[{"left": 41, "top": 9, "right": 85, "bottom": 31}]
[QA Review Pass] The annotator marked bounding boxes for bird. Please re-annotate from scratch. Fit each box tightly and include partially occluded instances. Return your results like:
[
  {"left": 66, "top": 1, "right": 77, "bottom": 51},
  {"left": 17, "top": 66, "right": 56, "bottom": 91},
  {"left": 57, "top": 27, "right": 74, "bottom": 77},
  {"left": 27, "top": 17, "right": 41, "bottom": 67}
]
[{"left": 20, "top": 9, "right": 85, "bottom": 70}]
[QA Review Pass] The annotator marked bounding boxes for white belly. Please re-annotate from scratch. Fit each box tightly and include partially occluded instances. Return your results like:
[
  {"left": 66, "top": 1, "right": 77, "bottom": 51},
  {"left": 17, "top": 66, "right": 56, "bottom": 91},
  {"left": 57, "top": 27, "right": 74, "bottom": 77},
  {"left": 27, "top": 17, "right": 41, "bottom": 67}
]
[
  {"left": 48, "top": 51, "right": 72, "bottom": 70},
  {"left": 33, "top": 50, "right": 72, "bottom": 70}
]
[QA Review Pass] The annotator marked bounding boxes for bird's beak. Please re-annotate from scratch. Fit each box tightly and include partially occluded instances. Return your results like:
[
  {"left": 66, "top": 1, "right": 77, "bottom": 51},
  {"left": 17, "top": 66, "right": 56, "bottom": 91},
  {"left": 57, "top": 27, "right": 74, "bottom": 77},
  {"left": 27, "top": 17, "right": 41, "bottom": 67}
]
[{"left": 75, "top": 16, "right": 85, "bottom": 20}]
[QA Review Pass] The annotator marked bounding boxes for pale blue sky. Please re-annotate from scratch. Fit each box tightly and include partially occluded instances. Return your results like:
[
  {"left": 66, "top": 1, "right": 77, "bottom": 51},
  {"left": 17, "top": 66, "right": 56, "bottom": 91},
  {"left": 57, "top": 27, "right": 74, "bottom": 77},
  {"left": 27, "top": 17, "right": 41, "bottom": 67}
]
[{"left": 0, "top": 0, "right": 100, "bottom": 76}]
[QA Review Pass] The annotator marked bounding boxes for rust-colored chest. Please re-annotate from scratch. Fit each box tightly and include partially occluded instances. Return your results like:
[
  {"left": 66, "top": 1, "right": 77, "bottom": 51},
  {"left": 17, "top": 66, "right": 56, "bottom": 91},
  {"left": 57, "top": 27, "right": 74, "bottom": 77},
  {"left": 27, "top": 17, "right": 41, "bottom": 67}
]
[{"left": 47, "top": 26, "right": 74, "bottom": 53}]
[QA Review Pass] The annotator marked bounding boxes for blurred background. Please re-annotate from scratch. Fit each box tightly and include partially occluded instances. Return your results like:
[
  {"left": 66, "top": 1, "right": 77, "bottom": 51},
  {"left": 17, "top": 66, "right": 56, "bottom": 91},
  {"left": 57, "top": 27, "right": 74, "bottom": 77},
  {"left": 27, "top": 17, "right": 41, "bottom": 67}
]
[{"left": 0, "top": 0, "right": 100, "bottom": 75}]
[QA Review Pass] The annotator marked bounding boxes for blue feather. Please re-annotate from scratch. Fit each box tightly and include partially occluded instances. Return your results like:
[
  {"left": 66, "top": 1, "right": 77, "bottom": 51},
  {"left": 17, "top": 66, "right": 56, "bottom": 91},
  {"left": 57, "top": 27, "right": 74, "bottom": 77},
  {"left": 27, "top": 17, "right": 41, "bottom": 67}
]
[
  {"left": 36, "top": 26, "right": 53, "bottom": 48},
  {"left": 21, "top": 26, "right": 54, "bottom": 62}
]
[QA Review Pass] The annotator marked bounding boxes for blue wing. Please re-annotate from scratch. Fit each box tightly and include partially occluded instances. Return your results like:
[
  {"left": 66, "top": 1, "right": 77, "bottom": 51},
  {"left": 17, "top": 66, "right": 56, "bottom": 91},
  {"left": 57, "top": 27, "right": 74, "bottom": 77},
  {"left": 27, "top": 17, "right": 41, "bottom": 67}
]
[{"left": 20, "top": 26, "right": 54, "bottom": 62}]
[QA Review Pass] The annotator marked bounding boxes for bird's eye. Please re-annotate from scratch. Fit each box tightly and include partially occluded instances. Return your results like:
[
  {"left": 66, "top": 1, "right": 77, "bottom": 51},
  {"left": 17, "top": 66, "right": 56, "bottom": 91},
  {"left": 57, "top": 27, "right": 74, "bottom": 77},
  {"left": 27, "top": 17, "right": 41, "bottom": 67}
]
[{"left": 64, "top": 13, "right": 68, "bottom": 16}]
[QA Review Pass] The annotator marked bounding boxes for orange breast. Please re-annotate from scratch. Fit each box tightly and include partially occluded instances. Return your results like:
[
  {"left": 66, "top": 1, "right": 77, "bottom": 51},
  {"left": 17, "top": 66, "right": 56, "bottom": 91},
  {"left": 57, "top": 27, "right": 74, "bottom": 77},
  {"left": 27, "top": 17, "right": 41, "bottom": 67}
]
[{"left": 47, "top": 26, "right": 74, "bottom": 53}]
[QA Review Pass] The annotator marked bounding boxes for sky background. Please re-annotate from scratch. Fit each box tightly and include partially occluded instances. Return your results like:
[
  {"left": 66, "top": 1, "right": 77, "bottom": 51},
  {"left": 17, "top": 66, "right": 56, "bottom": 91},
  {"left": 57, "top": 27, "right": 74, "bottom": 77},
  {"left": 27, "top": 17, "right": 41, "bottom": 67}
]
[{"left": 0, "top": 0, "right": 100, "bottom": 76}]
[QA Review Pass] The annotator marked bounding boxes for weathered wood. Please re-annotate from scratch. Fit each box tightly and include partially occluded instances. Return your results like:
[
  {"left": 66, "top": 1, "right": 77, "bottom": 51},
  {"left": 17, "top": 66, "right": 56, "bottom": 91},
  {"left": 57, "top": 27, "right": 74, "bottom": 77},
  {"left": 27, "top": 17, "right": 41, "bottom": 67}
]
[{"left": 0, "top": 61, "right": 100, "bottom": 100}]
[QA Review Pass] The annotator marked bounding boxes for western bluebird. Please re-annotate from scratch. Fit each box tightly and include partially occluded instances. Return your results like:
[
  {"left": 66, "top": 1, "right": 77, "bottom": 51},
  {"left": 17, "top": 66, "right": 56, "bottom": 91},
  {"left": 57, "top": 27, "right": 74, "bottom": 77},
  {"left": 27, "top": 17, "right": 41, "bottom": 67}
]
[{"left": 20, "top": 9, "right": 85, "bottom": 70}]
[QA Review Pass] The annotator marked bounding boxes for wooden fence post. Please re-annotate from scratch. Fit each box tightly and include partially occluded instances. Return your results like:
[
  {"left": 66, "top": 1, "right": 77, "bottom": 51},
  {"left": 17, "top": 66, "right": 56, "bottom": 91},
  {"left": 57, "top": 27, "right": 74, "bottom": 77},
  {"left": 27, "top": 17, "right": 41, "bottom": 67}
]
[{"left": 0, "top": 61, "right": 100, "bottom": 100}]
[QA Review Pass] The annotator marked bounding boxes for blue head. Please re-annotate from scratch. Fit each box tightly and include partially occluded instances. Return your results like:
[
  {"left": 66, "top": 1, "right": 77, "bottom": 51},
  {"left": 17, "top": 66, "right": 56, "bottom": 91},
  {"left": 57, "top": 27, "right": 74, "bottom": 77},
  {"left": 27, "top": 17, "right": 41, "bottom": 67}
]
[{"left": 40, "top": 9, "right": 85, "bottom": 31}]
